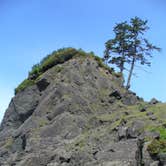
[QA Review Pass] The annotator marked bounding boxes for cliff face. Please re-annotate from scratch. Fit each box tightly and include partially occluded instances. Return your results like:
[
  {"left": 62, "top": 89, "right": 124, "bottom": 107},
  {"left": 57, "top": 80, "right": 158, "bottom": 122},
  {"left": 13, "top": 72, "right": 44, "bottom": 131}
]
[{"left": 0, "top": 50, "right": 166, "bottom": 166}]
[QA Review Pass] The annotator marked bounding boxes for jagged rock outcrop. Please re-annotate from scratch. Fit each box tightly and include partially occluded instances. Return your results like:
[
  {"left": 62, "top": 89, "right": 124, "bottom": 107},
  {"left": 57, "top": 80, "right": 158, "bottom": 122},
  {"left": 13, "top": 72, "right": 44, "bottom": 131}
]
[{"left": 0, "top": 49, "right": 166, "bottom": 166}]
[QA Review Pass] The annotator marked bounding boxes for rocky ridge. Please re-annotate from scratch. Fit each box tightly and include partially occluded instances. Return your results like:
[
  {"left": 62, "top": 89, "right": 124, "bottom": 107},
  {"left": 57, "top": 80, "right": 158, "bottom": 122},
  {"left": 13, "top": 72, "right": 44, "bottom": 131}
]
[{"left": 0, "top": 48, "right": 166, "bottom": 166}]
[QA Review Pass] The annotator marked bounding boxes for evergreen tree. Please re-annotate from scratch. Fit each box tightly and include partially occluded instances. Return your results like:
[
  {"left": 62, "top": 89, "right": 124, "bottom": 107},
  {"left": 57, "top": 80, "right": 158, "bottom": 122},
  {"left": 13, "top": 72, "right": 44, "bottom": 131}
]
[
  {"left": 104, "top": 17, "right": 161, "bottom": 89},
  {"left": 104, "top": 22, "right": 131, "bottom": 73},
  {"left": 126, "top": 17, "right": 161, "bottom": 89}
]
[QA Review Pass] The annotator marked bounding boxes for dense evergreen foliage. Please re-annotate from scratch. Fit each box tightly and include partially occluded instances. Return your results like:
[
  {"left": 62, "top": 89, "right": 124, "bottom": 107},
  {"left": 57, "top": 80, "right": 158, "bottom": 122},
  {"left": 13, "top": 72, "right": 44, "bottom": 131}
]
[
  {"left": 104, "top": 17, "right": 161, "bottom": 89},
  {"left": 104, "top": 21, "right": 131, "bottom": 73}
]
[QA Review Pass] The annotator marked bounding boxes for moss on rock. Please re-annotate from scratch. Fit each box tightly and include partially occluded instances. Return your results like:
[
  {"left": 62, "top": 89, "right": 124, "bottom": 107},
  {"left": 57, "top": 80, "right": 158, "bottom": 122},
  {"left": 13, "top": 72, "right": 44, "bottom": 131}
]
[{"left": 147, "top": 139, "right": 166, "bottom": 156}]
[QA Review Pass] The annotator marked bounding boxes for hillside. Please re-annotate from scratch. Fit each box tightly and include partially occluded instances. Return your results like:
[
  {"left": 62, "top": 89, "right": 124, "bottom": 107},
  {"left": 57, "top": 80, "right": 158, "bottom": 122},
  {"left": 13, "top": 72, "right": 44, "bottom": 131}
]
[{"left": 0, "top": 48, "right": 166, "bottom": 166}]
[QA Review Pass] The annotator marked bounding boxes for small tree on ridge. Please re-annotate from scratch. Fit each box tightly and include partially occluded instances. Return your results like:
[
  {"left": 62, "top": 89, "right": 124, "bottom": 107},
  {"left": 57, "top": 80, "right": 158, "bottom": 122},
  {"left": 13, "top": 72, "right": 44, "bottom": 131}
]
[
  {"left": 104, "top": 21, "right": 131, "bottom": 73},
  {"left": 104, "top": 17, "right": 161, "bottom": 89}
]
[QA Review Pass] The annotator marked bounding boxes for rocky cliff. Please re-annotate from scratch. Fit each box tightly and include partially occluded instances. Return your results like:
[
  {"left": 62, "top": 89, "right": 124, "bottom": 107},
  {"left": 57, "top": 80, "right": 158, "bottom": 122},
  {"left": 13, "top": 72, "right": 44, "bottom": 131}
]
[{"left": 0, "top": 48, "right": 166, "bottom": 166}]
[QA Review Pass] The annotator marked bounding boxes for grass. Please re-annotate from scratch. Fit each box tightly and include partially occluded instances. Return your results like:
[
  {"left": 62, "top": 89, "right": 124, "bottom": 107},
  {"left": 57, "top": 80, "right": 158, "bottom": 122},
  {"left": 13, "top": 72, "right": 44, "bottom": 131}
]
[
  {"left": 93, "top": 55, "right": 114, "bottom": 74},
  {"left": 4, "top": 137, "right": 13, "bottom": 149},
  {"left": 149, "top": 126, "right": 166, "bottom": 140},
  {"left": 15, "top": 79, "right": 35, "bottom": 94},
  {"left": 142, "top": 103, "right": 166, "bottom": 156},
  {"left": 38, "top": 118, "right": 49, "bottom": 128},
  {"left": 66, "top": 102, "right": 166, "bottom": 156}
]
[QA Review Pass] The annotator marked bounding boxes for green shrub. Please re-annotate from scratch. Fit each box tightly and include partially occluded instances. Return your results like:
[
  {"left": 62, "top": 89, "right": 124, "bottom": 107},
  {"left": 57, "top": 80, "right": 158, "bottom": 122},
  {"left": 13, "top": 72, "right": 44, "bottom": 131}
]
[
  {"left": 147, "top": 126, "right": 166, "bottom": 156},
  {"left": 15, "top": 79, "right": 35, "bottom": 94},
  {"left": 15, "top": 47, "right": 118, "bottom": 94},
  {"left": 150, "top": 127, "right": 166, "bottom": 140},
  {"left": 92, "top": 55, "right": 114, "bottom": 73},
  {"left": 28, "top": 47, "right": 114, "bottom": 80},
  {"left": 28, "top": 48, "right": 78, "bottom": 79},
  {"left": 147, "top": 139, "right": 166, "bottom": 155},
  {"left": 28, "top": 64, "right": 42, "bottom": 79},
  {"left": 40, "top": 48, "right": 77, "bottom": 72},
  {"left": 15, "top": 48, "right": 85, "bottom": 94}
]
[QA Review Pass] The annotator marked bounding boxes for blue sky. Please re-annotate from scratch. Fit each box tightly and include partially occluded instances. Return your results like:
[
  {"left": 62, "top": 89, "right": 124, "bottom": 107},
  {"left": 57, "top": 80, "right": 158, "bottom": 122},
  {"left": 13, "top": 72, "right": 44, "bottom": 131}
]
[{"left": 0, "top": 0, "right": 166, "bottom": 122}]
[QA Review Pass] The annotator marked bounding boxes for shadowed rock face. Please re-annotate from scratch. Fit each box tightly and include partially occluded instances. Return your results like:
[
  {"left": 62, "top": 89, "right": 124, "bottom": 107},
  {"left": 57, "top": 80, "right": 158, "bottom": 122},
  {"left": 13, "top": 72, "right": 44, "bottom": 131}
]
[{"left": 0, "top": 56, "right": 165, "bottom": 166}]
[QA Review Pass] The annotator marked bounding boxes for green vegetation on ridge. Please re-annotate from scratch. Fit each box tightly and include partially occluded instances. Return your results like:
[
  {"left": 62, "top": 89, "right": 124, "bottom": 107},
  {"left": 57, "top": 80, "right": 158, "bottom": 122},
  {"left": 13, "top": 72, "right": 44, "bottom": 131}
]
[{"left": 15, "top": 47, "right": 114, "bottom": 94}]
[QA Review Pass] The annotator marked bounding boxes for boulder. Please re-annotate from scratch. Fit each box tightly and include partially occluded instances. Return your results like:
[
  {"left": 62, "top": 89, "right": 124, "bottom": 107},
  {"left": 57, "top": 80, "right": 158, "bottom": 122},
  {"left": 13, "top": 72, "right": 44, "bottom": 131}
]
[
  {"left": 127, "top": 120, "right": 145, "bottom": 138},
  {"left": 109, "top": 90, "right": 122, "bottom": 100},
  {"left": 158, "top": 153, "right": 166, "bottom": 165},
  {"left": 36, "top": 78, "right": 50, "bottom": 92},
  {"left": 149, "top": 98, "right": 160, "bottom": 105},
  {"left": 118, "top": 126, "right": 127, "bottom": 140}
]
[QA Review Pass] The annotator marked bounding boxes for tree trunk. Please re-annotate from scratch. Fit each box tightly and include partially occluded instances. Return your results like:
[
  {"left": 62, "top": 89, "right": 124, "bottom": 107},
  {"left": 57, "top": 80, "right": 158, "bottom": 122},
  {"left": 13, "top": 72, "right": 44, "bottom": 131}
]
[
  {"left": 126, "top": 57, "right": 135, "bottom": 89},
  {"left": 120, "top": 53, "right": 125, "bottom": 73}
]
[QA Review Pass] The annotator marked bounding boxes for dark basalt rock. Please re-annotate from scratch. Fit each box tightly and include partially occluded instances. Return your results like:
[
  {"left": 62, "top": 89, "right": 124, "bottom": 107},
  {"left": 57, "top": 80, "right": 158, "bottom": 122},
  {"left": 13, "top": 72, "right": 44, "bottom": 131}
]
[
  {"left": 140, "top": 131, "right": 160, "bottom": 140},
  {"left": 149, "top": 98, "right": 160, "bottom": 105},
  {"left": 118, "top": 126, "right": 128, "bottom": 140},
  {"left": 149, "top": 115, "right": 157, "bottom": 121},
  {"left": 0, "top": 85, "right": 40, "bottom": 131},
  {"left": 127, "top": 120, "right": 145, "bottom": 139},
  {"left": 158, "top": 153, "right": 166, "bottom": 165},
  {"left": 0, "top": 55, "right": 164, "bottom": 165},
  {"left": 139, "top": 107, "right": 147, "bottom": 112},
  {"left": 109, "top": 90, "right": 122, "bottom": 100},
  {"left": 146, "top": 111, "right": 154, "bottom": 116},
  {"left": 121, "top": 91, "right": 138, "bottom": 105},
  {"left": 36, "top": 78, "right": 50, "bottom": 92}
]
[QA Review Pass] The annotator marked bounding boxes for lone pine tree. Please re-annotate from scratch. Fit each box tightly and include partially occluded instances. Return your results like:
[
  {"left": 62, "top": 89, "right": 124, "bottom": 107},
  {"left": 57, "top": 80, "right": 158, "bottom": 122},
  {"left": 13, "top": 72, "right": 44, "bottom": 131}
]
[
  {"left": 104, "top": 21, "right": 131, "bottom": 73},
  {"left": 104, "top": 17, "right": 161, "bottom": 89}
]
